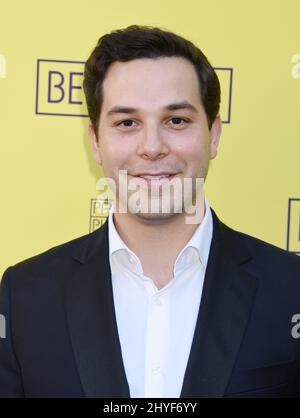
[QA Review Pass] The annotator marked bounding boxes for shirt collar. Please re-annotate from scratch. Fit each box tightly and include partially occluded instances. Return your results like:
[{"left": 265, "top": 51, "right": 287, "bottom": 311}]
[
  {"left": 108, "top": 204, "right": 129, "bottom": 255},
  {"left": 108, "top": 196, "right": 213, "bottom": 271},
  {"left": 173, "top": 197, "right": 212, "bottom": 271}
]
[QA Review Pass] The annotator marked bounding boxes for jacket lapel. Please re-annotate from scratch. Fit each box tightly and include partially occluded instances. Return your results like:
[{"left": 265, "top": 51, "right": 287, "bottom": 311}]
[
  {"left": 65, "top": 220, "right": 130, "bottom": 398},
  {"left": 65, "top": 208, "right": 258, "bottom": 398},
  {"left": 180, "top": 209, "right": 258, "bottom": 397}
]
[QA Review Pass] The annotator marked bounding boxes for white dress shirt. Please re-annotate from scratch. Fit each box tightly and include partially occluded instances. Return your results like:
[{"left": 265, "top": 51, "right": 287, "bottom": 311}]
[{"left": 108, "top": 197, "right": 213, "bottom": 398}]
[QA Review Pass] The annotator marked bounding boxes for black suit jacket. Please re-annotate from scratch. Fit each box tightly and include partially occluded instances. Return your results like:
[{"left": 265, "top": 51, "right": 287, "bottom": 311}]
[{"left": 0, "top": 209, "right": 300, "bottom": 398}]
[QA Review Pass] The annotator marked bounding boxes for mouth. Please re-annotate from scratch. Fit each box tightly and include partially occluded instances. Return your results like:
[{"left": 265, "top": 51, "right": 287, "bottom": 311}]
[{"left": 132, "top": 173, "right": 177, "bottom": 185}]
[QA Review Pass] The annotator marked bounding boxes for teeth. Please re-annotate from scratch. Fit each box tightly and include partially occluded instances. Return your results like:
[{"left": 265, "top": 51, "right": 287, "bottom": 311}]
[{"left": 140, "top": 175, "right": 170, "bottom": 180}]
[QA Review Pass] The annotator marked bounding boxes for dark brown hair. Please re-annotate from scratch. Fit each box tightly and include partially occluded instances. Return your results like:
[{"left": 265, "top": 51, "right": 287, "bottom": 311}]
[{"left": 83, "top": 25, "right": 220, "bottom": 133}]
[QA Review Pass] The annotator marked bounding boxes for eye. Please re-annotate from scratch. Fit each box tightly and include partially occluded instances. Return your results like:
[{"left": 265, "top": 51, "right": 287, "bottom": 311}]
[
  {"left": 116, "top": 119, "right": 137, "bottom": 128},
  {"left": 168, "top": 117, "right": 189, "bottom": 129}
]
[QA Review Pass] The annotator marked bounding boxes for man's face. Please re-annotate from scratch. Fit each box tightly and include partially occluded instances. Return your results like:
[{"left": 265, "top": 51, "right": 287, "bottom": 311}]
[{"left": 89, "top": 56, "right": 221, "bottom": 222}]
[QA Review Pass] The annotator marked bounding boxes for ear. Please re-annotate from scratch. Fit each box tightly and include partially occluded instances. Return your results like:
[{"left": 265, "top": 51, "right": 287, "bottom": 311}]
[
  {"left": 88, "top": 122, "right": 102, "bottom": 165},
  {"left": 209, "top": 115, "right": 222, "bottom": 160}
]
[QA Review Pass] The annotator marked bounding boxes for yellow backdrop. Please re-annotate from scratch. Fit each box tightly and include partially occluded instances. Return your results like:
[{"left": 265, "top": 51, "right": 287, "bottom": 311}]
[{"left": 1, "top": 0, "right": 300, "bottom": 277}]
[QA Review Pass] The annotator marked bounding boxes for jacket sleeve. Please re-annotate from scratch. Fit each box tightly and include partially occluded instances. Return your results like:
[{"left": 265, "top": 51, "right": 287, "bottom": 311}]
[{"left": 0, "top": 267, "right": 24, "bottom": 397}]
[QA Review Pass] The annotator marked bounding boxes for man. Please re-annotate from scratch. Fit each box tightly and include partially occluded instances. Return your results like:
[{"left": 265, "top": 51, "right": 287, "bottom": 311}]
[{"left": 0, "top": 25, "right": 300, "bottom": 398}]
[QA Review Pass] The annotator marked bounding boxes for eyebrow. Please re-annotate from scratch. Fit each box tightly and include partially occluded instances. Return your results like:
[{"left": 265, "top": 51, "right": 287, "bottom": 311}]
[{"left": 106, "top": 101, "right": 198, "bottom": 117}]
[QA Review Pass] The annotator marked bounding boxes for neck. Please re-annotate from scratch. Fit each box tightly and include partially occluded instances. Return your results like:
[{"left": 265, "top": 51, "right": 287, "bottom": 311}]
[{"left": 112, "top": 198, "right": 206, "bottom": 287}]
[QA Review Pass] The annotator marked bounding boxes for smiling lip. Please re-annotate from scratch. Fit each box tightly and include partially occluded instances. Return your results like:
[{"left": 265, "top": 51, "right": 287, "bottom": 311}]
[
  {"left": 131, "top": 173, "right": 177, "bottom": 184},
  {"left": 133, "top": 172, "right": 177, "bottom": 177}
]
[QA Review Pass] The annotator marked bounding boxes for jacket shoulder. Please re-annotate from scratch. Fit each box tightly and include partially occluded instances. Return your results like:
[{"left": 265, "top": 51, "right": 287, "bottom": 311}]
[
  {"left": 2, "top": 226, "right": 104, "bottom": 283},
  {"left": 223, "top": 222, "right": 300, "bottom": 275}
]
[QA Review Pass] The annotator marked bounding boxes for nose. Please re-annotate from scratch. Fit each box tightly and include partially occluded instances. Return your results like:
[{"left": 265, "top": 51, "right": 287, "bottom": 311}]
[{"left": 136, "top": 123, "right": 169, "bottom": 160}]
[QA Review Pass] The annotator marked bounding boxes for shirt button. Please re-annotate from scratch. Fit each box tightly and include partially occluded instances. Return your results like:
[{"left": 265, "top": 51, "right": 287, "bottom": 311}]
[
  {"left": 153, "top": 298, "right": 162, "bottom": 307},
  {"left": 152, "top": 365, "right": 161, "bottom": 375}
]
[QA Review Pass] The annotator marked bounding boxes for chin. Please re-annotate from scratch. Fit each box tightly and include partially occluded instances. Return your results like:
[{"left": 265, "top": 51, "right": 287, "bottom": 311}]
[
  {"left": 127, "top": 198, "right": 185, "bottom": 223},
  {"left": 133, "top": 210, "right": 180, "bottom": 223}
]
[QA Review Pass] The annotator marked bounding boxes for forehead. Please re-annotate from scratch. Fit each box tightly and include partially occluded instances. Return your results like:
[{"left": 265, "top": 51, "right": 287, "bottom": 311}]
[{"left": 101, "top": 57, "right": 201, "bottom": 110}]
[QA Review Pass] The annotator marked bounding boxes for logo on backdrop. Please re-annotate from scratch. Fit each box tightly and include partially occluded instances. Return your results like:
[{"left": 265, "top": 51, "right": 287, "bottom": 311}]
[
  {"left": 35, "top": 59, "right": 234, "bottom": 123},
  {"left": 291, "top": 54, "right": 300, "bottom": 79},
  {"left": 89, "top": 197, "right": 113, "bottom": 232},
  {"left": 35, "top": 59, "right": 87, "bottom": 117},
  {"left": 286, "top": 198, "right": 300, "bottom": 255},
  {"left": 0, "top": 54, "right": 6, "bottom": 79}
]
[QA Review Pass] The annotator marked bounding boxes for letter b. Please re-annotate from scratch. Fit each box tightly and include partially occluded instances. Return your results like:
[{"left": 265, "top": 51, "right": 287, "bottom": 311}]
[{"left": 48, "top": 71, "right": 65, "bottom": 103}]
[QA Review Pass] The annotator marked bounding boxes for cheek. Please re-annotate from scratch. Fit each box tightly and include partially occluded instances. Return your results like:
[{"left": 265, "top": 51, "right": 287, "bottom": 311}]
[
  {"left": 172, "top": 133, "right": 209, "bottom": 162},
  {"left": 100, "top": 138, "right": 135, "bottom": 173}
]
